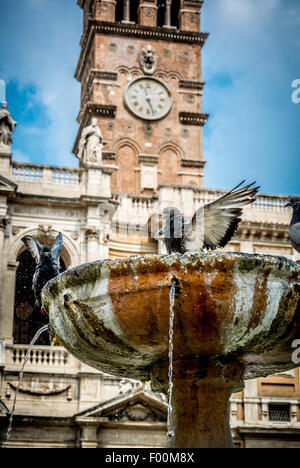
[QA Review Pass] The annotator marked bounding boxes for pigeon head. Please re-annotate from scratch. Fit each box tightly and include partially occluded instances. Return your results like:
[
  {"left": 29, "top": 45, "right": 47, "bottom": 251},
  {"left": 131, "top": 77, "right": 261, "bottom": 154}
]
[{"left": 286, "top": 197, "right": 300, "bottom": 210}]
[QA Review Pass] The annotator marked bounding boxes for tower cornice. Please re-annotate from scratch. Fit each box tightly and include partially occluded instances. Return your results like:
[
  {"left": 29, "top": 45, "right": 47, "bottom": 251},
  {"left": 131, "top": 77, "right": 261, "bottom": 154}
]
[{"left": 75, "top": 20, "right": 209, "bottom": 81}]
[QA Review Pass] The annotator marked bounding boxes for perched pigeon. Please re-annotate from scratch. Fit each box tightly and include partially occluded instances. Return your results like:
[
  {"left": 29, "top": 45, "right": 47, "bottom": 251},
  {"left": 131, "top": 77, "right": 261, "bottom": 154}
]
[
  {"left": 156, "top": 181, "right": 259, "bottom": 254},
  {"left": 286, "top": 197, "right": 300, "bottom": 255},
  {"left": 21, "top": 233, "right": 63, "bottom": 316}
]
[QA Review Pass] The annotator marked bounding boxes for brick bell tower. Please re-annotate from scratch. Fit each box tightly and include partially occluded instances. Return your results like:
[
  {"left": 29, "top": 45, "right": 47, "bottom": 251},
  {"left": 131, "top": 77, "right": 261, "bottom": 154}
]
[{"left": 74, "top": 0, "right": 209, "bottom": 195}]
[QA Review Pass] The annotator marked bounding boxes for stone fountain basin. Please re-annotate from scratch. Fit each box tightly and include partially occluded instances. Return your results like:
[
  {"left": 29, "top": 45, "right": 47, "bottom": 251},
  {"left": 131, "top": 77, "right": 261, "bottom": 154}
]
[{"left": 43, "top": 252, "right": 300, "bottom": 382}]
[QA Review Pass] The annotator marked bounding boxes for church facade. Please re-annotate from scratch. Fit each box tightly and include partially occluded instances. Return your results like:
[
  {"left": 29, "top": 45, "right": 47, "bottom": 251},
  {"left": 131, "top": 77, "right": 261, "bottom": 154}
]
[{"left": 0, "top": 0, "right": 299, "bottom": 448}]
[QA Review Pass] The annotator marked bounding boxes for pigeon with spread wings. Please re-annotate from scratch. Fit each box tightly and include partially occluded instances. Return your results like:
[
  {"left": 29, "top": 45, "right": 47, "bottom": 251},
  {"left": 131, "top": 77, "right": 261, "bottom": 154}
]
[
  {"left": 157, "top": 181, "right": 259, "bottom": 254},
  {"left": 21, "top": 233, "right": 63, "bottom": 316}
]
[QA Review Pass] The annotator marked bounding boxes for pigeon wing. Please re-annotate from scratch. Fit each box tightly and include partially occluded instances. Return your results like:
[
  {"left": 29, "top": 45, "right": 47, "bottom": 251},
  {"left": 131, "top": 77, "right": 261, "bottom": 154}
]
[
  {"left": 289, "top": 223, "right": 300, "bottom": 254},
  {"left": 51, "top": 232, "right": 63, "bottom": 266},
  {"left": 186, "top": 181, "right": 259, "bottom": 251},
  {"left": 21, "top": 236, "right": 43, "bottom": 263}
]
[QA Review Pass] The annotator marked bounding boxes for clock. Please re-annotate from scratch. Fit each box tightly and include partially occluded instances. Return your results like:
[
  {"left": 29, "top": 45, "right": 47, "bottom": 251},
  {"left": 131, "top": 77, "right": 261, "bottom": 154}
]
[{"left": 124, "top": 77, "right": 173, "bottom": 121}]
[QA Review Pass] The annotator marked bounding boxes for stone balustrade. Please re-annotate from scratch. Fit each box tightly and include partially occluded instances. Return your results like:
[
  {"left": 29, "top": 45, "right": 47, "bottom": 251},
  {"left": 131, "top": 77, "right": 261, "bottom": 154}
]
[
  {"left": 5, "top": 344, "right": 78, "bottom": 373},
  {"left": 12, "top": 163, "right": 81, "bottom": 185}
]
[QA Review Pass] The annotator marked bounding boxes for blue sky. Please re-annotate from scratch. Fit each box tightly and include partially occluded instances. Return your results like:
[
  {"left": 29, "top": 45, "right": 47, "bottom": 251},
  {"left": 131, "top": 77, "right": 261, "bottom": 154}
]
[{"left": 0, "top": 0, "right": 299, "bottom": 195}]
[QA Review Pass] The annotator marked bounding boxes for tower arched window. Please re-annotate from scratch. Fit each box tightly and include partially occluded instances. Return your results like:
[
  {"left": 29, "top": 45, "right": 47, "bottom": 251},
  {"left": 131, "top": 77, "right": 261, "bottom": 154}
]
[
  {"left": 115, "top": 0, "right": 124, "bottom": 22},
  {"left": 130, "top": 0, "right": 139, "bottom": 23},
  {"left": 116, "top": 0, "right": 139, "bottom": 23},
  {"left": 171, "top": 0, "right": 180, "bottom": 28},
  {"left": 157, "top": 0, "right": 166, "bottom": 27}
]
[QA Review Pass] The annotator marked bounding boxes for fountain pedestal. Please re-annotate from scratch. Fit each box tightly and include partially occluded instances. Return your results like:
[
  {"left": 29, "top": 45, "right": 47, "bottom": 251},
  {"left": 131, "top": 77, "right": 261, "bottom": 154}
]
[
  {"left": 43, "top": 252, "right": 300, "bottom": 449},
  {"left": 152, "top": 359, "right": 244, "bottom": 448}
]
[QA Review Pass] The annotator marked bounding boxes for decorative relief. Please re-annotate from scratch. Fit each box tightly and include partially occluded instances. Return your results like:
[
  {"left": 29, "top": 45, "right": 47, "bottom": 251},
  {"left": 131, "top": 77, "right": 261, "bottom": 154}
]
[
  {"left": 108, "top": 43, "right": 118, "bottom": 52},
  {"left": 109, "top": 403, "right": 162, "bottom": 422},
  {"left": 143, "top": 125, "right": 153, "bottom": 137},
  {"left": 180, "top": 51, "right": 190, "bottom": 62},
  {"left": 181, "top": 129, "right": 189, "bottom": 139},
  {"left": 38, "top": 225, "right": 53, "bottom": 235},
  {"left": 140, "top": 45, "right": 158, "bottom": 75},
  {"left": 85, "top": 227, "right": 99, "bottom": 242},
  {"left": 186, "top": 94, "right": 196, "bottom": 103},
  {"left": 118, "top": 379, "right": 141, "bottom": 395},
  {"left": 141, "top": 165, "right": 158, "bottom": 190},
  {"left": 127, "top": 46, "right": 135, "bottom": 55},
  {"left": 8, "top": 381, "right": 72, "bottom": 398}
]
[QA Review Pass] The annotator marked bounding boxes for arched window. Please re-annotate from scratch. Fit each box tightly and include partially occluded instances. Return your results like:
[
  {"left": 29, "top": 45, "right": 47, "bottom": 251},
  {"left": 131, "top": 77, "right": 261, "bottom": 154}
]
[
  {"left": 13, "top": 249, "right": 66, "bottom": 346},
  {"left": 115, "top": 0, "right": 124, "bottom": 22},
  {"left": 171, "top": 0, "right": 180, "bottom": 28},
  {"left": 130, "top": 0, "right": 139, "bottom": 23},
  {"left": 157, "top": 0, "right": 166, "bottom": 27}
]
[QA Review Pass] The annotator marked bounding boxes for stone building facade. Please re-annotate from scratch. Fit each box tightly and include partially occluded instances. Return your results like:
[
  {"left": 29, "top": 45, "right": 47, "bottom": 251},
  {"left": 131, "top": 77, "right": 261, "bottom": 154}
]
[{"left": 0, "top": 0, "right": 300, "bottom": 448}]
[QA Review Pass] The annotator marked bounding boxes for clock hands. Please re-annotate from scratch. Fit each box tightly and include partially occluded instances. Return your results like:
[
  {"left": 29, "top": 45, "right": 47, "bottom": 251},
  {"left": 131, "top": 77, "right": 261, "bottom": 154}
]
[{"left": 143, "top": 86, "right": 156, "bottom": 116}]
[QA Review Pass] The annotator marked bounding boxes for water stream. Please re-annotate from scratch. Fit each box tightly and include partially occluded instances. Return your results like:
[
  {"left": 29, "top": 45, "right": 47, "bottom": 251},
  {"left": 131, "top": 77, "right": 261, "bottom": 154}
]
[
  {"left": 167, "top": 279, "right": 176, "bottom": 439},
  {"left": 6, "top": 325, "right": 50, "bottom": 443}
]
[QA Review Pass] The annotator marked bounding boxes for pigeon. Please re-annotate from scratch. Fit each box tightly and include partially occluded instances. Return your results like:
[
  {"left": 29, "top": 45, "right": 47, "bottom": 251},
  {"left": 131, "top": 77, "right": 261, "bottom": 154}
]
[
  {"left": 156, "top": 181, "right": 259, "bottom": 254},
  {"left": 286, "top": 197, "right": 300, "bottom": 256},
  {"left": 21, "top": 233, "right": 63, "bottom": 316}
]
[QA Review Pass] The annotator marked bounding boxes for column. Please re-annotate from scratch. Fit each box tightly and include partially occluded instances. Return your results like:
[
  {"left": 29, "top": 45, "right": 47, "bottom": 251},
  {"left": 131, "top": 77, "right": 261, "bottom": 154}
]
[
  {"left": 165, "top": 0, "right": 171, "bottom": 27},
  {"left": 0, "top": 261, "right": 18, "bottom": 343},
  {"left": 243, "top": 379, "right": 260, "bottom": 423}
]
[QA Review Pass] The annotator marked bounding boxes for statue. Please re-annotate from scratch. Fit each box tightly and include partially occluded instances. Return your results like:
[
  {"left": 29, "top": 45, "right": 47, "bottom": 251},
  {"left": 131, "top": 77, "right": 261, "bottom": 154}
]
[
  {"left": 0, "top": 102, "right": 17, "bottom": 147},
  {"left": 78, "top": 118, "right": 105, "bottom": 165}
]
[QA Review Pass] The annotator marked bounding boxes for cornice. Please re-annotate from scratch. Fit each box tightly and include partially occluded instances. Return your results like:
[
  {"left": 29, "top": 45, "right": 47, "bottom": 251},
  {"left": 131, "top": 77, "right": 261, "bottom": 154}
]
[
  {"left": 179, "top": 112, "right": 210, "bottom": 126},
  {"left": 179, "top": 80, "right": 205, "bottom": 90},
  {"left": 87, "top": 70, "right": 118, "bottom": 92},
  {"left": 103, "top": 152, "right": 116, "bottom": 161},
  {"left": 76, "top": 20, "right": 209, "bottom": 81},
  {"left": 235, "top": 221, "right": 291, "bottom": 244},
  {"left": 181, "top": 159, "right": 206, "bottom": 169}
]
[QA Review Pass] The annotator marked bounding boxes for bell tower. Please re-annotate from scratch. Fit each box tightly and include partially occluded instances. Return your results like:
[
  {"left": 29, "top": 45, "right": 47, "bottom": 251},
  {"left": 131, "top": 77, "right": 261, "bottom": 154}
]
[{"left": 74, "top": 0, "right": 209, "bottom": 195}]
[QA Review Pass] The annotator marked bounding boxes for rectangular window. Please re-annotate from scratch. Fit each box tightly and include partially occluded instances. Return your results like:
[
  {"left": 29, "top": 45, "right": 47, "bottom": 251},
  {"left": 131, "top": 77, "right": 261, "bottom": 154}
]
[{"left": 269, "top": 404, "right": 290, "bottom": 422}]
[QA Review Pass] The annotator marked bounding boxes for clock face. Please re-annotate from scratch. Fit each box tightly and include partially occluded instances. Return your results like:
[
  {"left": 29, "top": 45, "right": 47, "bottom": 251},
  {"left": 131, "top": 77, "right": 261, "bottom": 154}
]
[{"left": 124, "top": 77, "right": 173, "bottom": 121}]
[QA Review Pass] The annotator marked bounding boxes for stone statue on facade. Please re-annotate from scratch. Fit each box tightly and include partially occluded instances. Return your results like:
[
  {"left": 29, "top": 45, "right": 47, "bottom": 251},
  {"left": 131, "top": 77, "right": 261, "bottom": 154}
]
[
  {"left": 78, "top": 118, "right": 105, "bottom": 165},
  {"left": 0, "top": 102, "right": 17, "bottom": 148}
]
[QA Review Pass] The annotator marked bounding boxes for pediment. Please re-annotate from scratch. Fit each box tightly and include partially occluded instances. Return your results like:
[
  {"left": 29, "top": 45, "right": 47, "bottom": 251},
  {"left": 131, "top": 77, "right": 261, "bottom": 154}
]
[
  {"left": 75, "top": 390, "right": 168, "bottom": 423},
  {"left": 0, "top": 175, "right": 17, "bottom": 193}
]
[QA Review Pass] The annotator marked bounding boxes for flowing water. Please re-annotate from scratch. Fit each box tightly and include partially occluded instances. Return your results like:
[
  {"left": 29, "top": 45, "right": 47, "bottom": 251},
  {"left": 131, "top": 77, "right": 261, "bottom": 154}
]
[
  {"left": 167, "top": 279, "right": 176, "bottom": 439},
  {"left": 6, "top": 325, "right": 49, "bottom": 443}
]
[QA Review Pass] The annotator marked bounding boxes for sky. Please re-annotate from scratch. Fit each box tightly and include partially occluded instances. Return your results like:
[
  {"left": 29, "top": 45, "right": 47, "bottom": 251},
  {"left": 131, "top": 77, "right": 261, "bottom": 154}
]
[{"left": 0, "top": 0, "right": 299, "bottom": 195}]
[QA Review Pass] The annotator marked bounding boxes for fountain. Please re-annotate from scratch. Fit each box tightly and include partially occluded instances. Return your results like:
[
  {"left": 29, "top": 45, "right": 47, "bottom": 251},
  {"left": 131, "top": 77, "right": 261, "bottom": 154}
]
[{"left": 42, "top": 252, "right": 300, "bottom": 448}]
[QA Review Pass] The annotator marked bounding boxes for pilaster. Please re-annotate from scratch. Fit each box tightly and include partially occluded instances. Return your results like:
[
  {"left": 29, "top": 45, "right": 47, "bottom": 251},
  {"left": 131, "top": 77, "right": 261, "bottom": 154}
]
[
  {"left": 138, "top": 0, "right": 158, "bottom": 27},
  {"left": 95, "top": 0, "right": 117, "bottom": 22}
]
